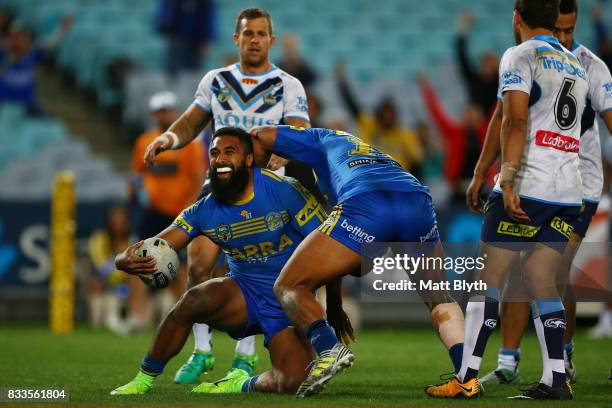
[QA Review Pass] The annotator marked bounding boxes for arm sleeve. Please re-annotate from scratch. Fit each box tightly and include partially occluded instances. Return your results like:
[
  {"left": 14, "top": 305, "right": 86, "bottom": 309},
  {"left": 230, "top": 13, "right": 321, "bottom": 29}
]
[
  {"left": 589, "top": 59, "right": 612, "bottom": 115},
  {"left": 282, "top": 77, "right": 310, "bottom": 122},
  {"left": 498, "top": 46, "right": 533, "bottom": 96},
  {"left": 273, "top": 126, "right": 322, "bottom": 164},
  {"left": 284, "top": 178, "right": 327, "bottom": 238},
  {"left": 193, "top": 71, "right": 214, "bottom": 112},
  {"left": 171, "top": 200, "right": 205, "bottom": 240}
]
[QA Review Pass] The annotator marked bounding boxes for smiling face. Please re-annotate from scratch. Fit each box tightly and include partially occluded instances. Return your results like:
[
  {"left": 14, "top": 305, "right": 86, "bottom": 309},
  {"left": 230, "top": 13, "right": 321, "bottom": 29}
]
[
  {"left": 208, "top": 134, "right": 253, "bottom": 202},
  {"left": 233, "top": 16, "right": 275, "bottom": 69}
]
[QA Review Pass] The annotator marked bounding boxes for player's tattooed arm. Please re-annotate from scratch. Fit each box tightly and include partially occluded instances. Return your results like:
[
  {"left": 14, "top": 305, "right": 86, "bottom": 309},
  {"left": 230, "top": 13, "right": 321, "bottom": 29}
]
[
  {"left": 500, "top": 90, "right": 530, "bottom": 223},
  {"left": 144, "top": 104, "right": 211, "bottom": 167},
  {"left": 466, "top": 100, "right": 503, "bottom": 212},
  {"left": 250, "top": 126, "right": 278, "bottom": 167}
]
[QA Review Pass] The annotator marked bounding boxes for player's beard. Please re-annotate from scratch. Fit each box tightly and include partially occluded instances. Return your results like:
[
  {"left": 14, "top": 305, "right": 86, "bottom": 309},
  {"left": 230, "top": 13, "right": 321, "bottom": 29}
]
[{"left": 209, "top": 161, "right": 250, "bottom": 203}]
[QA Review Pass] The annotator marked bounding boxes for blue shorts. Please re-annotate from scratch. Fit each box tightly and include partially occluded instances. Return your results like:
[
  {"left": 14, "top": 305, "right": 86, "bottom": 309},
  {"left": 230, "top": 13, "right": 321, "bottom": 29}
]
[
  {"left": 318, "top": 190, "right": 440, "bottom": 254},
  {"left": 482, "top": 193, "right": 580, "bottom": 252},
  {"left": 573, "top": 200, "right": 598, "bottom": 238},
  {"left": 228, "top": 273, "right": 291, "bottom": 347}
]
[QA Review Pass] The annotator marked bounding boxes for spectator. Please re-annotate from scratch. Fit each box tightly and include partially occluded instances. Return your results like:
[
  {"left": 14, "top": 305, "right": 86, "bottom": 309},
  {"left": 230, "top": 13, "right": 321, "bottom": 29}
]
[
  {"left": 0, "top": 17, "right": 72, "bottom": 115},
  {"left": 419, "top": 74, "right": 488, "bottom": 201},
  {"left": 277, "top": 33, "right": 318, "bottom": 90},
  {"left": 593, "top": 4, "right": 612, "bottom": 70},
  {"left": 456, "top": 12, "right": 499, "bottom": 116},
  {"left": 87, "top": 205, "right": 132, "bottom": 334},
  {"left": 412, "top": 121, "right": 444, "bottom": 184},
  {"left": 156, "top": 0, "right": 216, "bottom": 77},
  {"left": 335, "top": 62, "right": 424, "bottom": 172}
]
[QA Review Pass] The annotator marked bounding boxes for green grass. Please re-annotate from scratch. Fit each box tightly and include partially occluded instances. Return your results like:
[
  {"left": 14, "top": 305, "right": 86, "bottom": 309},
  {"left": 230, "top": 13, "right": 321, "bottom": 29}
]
[{"left": 1, "top": 324, "right": 611, "bottom": 407}]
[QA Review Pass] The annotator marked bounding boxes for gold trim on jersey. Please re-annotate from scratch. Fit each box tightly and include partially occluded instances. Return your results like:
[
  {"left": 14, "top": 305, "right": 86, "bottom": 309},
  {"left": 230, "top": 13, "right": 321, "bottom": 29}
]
[
  {"left": 232, "top": 191, "right": 255, "bottom": 205},
  {"left": 318, "top": 205, "right": 343, "bottom": 236},
  {"left": 261, "top": 169, "right": 283, "bottom": 182}
]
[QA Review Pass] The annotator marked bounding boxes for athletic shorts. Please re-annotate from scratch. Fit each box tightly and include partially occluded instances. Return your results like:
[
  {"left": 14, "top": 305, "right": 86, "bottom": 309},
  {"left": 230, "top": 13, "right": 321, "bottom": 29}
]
[
  {"left": 573, "top": 200, "right": 599, "bottom": 238},
  {"left": 317, "top": 190, "right": 440, "bottom": 254},
  {"left": 481, "top": 192, "right": 580, "bottom": 252},
  {"left": 228, "top": 273, "right": 291, "bottom": 347}
]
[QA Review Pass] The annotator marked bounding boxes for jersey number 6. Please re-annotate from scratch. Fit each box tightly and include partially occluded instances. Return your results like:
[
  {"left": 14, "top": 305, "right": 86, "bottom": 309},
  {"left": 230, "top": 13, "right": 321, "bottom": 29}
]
[{"left": 554, "top": 78, "right": 578, "bottom": 131}]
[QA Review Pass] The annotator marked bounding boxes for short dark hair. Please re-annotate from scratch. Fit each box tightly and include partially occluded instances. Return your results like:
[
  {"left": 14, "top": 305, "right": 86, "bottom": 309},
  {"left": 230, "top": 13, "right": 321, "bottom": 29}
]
[
  {"left": 515, "top": 0, "right": 560, "bottom": 30},
  {"left": 559, "top": 0, "right": 578, "bottom": 15},
  {"left": 212, "top": 127, "right": 253, "bottom": 154},
  {"left": 235, "top": 8, "right": 273, "bottom": 35}
]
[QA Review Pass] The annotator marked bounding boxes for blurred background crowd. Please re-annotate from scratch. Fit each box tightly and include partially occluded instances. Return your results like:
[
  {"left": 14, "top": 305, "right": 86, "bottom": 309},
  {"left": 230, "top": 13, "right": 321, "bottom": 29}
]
[{"left": 0, "top": 0, "right": 611, "bottom": 335}]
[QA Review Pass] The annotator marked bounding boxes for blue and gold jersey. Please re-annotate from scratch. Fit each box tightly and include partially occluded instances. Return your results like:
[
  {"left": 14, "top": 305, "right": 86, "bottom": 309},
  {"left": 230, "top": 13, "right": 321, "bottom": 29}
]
[
  {"left": 273, "top": 126, "right": 429, "bottom": 204},
  {"left": 172, "top": 168, "right": 326, "bottom": 285}
]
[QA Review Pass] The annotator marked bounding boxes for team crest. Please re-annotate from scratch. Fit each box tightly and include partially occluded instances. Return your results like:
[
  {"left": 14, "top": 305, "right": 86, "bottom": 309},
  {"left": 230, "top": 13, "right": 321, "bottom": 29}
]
[
  {"left": 240, "top": 210, "right": 252, "bottom": 220},
  {"left": 217, "top": 87, "right": 231, "bottom": 103},
  {"left": 265, "top": 212, "right": 283, "bottom": 231},
  {"left": 263, "top": 92, "right": 278, "bottom": 105},
  {"left": 216, "top": 224, "right": 232, "bottom": 242}
]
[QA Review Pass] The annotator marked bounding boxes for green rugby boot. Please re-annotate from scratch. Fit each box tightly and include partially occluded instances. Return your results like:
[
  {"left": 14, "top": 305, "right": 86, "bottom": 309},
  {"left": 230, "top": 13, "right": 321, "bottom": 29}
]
[
  {"left": 174, "top": 351, "right": 215, "bottom": 384},
  {"left": 230, "top": 353, "right": 258, "bottom": 376},
  {"left": 192, "top": 368, "right": 250, "bottom": 394},
  {"left": 110, "top": 371, "right": 155, "bottom": 395},
  {"left": 479, "top": 367, "right": 520, "bottom": 384}
]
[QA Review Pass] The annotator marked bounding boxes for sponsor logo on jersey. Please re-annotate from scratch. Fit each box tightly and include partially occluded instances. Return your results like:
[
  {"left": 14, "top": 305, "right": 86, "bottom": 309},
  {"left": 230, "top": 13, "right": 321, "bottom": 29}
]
[
  {"left": 225, "top": 233, "right": 295, "bottom": 261},
  {"left": 340, "top": 219, "right": 375, "bottom": 243},
  {"left": 214, "top": 113, "right": 277, "bottom": 130},
  {"left": 296, "top": 195, "right": 322, "bottom": 226},
  {"left": 297, "top": 96, "right": 308, "bottom": 112},
  {"left": 535, "top": 130, "right": 579, "bottom": 153},
  {"left": 501, "top": 68, "right": 523, "bottom": 87},
  {"left": 263, "top": 92, "right": 278, "bottom": 105},
  {"left": 484, "top": 319, "right": 497, "bottom": 329},
  {"left": 497, "top": 221, "right": 541, "bottom": 238},
  {"left": 550, "top": 216, "right": 574, "bottom": 239},
  {"left": 603, "top": 82, "right": 612, "bottom": 99},
  {"left": 173, "top": 216, "right": 193, "bottom": 233},
  {"left": 265, "top": 212, "right": 284, "bottom": 231},
  {"left": 539, "top": 55, "right": 587, "bottom": 80},
  {"left": 216, "top": 224, "right": 232, "bottom": 243},
  {"left": 420, "top": 223, "right": 439, "bottom": 243},
  {"left": 544, "top": 318, "right": 566, "bottom": 329},
  {"left": 241, "top": 78, "right": 258, "bottom": 85}
]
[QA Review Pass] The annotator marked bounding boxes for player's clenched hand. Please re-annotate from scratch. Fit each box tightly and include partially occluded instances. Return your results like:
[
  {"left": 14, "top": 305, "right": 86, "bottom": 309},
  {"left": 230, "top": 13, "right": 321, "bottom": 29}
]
[
  {"left": 267, "top": 154, "right": 288, "bottom": 171},
  {"left": 115, "top": 241, "right": 156, "bottom": 276},
  {"left": 501, "top": 184, "right": 530, "bottom": 223},
  {"left": 327, "top": 305, "right": 356, "bottom": 346},
  {"left": 465, "top": 174, "right": 485, "bottom": 213}
]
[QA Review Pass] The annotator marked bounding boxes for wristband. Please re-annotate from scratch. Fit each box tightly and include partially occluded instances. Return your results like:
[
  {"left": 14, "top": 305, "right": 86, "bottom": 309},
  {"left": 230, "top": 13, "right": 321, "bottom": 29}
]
[
  {"left": 499, "top": 161, "right": 518, "bottom": 186},
  {"left": 155, "top": 131, "right": 180, "bottom": 150}
]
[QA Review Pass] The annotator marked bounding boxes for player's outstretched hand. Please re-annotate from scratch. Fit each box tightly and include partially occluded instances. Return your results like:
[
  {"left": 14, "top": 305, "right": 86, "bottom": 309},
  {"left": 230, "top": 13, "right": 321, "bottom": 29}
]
[
  {"left": 115, "top": 241, "right": 156, "bottom": 277},
  {"left": 501, "top": 184, "right": 530, "bottom": 223},
  {"left": 143, "top": 137, "right": 169, "bottom": 167},
  {"left": 465, "top": 174, "right": 485, "bottom": 213},
  {"left": 327, "top": 305, "right": 356, "bottom": 346},
  {"left": 267, "top": 154, "right": 289, "bottom": 171}
]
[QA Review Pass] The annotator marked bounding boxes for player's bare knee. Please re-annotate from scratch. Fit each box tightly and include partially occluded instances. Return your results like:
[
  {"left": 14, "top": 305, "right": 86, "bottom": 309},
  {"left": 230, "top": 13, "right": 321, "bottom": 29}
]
[
  {"left": 278, "top": 374, "right": 303, "bottom": 394},
  {"left": 273, "top": 280, "right": 298, "bottom": 309}
]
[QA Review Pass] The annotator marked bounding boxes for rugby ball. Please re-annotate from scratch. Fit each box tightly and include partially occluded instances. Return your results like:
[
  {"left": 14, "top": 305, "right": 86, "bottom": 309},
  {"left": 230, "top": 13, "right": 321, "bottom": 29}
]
[{"left": 135, "top": 237, "right": 179, "bottom": 289}]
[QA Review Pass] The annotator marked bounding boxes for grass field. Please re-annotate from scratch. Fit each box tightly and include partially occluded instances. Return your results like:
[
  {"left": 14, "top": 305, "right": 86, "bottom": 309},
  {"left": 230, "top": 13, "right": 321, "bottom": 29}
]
[{"left": 1, "top": 324, "right": 611, "bottom": 407}]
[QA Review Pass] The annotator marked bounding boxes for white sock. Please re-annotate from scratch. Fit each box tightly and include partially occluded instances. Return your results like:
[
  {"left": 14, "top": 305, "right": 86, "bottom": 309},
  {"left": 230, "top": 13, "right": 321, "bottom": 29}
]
[
  {"left": 498, "top": 350, "right": 519, "bottom": 372},
  {"left": 458, "top": 301, "right": 485, "bottom": 382},
  {"left": 533, "top": 316, "right": 565, "bottom": 386},
  {"left": 193, "top": 323, "right": 212, "bottom": 353},
  {"left": 235, "top": 335, "right": 256, "bottom": 356},
  {"left": 601, "top": 309, "right": 612, "bottom": 326}
]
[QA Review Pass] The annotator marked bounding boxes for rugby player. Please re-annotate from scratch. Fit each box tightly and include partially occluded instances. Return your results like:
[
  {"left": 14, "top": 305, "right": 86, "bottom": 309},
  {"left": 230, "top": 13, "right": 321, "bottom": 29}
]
[
  {"left": 473, "top": 0, "right": 612, "bottom": 386},
  {"left": 247, "top": 125, "right": 466, "bottom": 397},
  {"left": 110, "top": 127, "right": 331, "bottom": 395},
  {"left": 142, "top": 8, "right": 311, "bottom": 383},
  {"left": 426, "top": 0, "right": 589, "bottom": 400}
]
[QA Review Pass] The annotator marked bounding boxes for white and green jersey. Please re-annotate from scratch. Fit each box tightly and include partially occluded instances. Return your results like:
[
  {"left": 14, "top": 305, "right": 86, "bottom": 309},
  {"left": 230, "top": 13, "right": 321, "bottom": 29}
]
[
  {"left": 572, "top": 42, "right": 612, "bottom": 202},
  {"left": 494, "top": 35, "right": 589, "bottom": 205}
]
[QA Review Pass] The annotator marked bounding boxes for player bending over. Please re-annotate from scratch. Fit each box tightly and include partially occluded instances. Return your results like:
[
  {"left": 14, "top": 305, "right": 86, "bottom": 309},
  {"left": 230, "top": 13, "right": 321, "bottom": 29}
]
[
  {"left": 427, "top": 0, "right": 588, "bottom": 400},
  {"left": 110, "top": 127, "right": 338, "bottom": 395},
  {"left": 471, "top": 0, "right": 612, "bottom": 386},
  {"left": 248, "top": 125, "right": 466, "bottom": 397}
]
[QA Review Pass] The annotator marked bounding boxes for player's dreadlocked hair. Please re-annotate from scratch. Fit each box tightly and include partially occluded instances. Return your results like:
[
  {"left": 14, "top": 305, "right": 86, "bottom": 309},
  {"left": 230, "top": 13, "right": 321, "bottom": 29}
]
[
  {"left": 559, "top": 0, "right": 578, "bottom": 15},
  {"left": 235, "top": 8, "right": 274, "bottom": 35},
  {"left": 514, "top": 0, "right": 560, "bottom": 31},
  {"left": 212, "top": 127, "right": 254, "bottom": 154}
]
